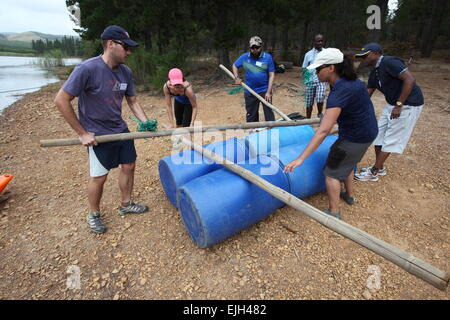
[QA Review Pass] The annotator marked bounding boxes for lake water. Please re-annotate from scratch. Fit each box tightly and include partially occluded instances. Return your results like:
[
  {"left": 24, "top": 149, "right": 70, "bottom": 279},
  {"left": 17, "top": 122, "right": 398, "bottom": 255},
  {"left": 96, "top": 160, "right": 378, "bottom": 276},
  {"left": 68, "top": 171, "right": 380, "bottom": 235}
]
[{"left": 0, "top": 56, "right": 82, "bottom": 113}]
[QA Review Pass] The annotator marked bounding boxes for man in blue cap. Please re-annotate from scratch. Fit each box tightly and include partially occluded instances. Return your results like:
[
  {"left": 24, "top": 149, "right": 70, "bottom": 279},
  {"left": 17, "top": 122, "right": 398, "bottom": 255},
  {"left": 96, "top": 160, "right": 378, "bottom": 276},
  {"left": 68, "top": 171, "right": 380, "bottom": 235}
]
[
  {"left": 354, "top": 43, "right": 424, "bottom": 182},
  {"left": 232, "top": 36, "right": 276, "bottom": 122},
  {"left": 54, "top": 25, "right": 150, "bottom": 234}
]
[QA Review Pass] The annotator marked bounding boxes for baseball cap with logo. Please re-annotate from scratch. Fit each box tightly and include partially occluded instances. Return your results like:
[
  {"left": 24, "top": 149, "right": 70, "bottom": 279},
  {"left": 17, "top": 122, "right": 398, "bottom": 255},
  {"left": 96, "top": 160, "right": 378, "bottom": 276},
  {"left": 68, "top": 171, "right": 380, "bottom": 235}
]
[
  {"left": 306, "top": 48, "right": 344, "bottom": 70},
  {"left": 168, "top": 68, "right": 184, "bottom": 85},
  {"left": 249, "top": 36, "right": 263, "bottom": 47},
  {"left": 354, "top": 42, "right": 382, "bottom": 57},
  {"left": 101, "top": 25, "right": 139, "bottom": 47}
]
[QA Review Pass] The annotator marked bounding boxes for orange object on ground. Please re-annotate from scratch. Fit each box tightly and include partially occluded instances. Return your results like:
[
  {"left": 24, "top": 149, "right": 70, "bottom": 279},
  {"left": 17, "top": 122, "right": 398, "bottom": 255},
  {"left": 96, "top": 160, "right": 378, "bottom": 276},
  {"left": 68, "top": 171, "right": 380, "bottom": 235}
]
[{"left": 0, "top": 174, "right": 14, "bottom": 193}]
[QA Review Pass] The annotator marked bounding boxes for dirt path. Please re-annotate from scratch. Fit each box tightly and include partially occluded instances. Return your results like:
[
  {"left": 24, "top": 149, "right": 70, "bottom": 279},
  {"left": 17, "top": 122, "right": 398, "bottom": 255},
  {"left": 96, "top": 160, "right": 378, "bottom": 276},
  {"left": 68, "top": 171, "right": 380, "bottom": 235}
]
[{"left": 0, "top": 62, "right": 449, "bottom": 300}]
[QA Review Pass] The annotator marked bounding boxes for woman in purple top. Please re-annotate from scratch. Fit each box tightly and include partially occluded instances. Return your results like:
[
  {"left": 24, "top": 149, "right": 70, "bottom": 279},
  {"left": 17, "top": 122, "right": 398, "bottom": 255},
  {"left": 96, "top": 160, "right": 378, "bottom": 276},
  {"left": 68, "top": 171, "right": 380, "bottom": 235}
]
[{"left": 163, "top": 68, "right": 198, "bottom": 128}]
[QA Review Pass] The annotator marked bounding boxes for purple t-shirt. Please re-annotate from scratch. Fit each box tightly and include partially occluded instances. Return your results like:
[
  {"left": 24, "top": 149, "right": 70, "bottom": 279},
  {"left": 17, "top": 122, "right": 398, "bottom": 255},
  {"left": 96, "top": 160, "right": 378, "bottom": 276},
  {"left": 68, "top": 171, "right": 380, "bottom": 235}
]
[{"left": 62, "top": 55, "right": 136, "bottom": 135}]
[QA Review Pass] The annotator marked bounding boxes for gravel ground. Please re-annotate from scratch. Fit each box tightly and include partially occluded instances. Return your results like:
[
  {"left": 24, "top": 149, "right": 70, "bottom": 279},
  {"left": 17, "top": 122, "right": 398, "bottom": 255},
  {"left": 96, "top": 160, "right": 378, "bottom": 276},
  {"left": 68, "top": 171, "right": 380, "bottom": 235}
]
[{"left": 0, "top": 61, "right": 449, "bottom": 300}]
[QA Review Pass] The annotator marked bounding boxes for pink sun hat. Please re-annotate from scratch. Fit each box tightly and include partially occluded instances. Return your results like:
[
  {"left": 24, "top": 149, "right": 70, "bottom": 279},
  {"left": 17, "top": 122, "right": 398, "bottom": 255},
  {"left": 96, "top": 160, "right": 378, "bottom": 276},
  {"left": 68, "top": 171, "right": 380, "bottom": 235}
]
[{"left": 168, "top": 68, "right": 184, "bottom": 85}]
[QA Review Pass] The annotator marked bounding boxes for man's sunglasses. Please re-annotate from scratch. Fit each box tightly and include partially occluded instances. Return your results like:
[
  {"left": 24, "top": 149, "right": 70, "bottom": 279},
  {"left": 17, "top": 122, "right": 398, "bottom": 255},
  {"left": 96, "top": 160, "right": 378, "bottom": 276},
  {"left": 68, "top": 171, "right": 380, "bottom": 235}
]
[
  {"left": 316, "top": 64, "right": 330, "bottom": 73},
  {"left": 250, "top": 45, "right": 261, "bottom": 50},
  {"left": 112, "top": 40, "right": 132, "bottom": 51}
]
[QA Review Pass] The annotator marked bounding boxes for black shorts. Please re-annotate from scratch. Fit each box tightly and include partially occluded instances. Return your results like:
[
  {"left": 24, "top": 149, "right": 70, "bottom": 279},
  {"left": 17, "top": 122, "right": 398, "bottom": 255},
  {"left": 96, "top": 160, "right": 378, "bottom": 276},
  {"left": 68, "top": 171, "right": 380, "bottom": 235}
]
[
  {"left": 174, "top": 100, "right": 193, "bottom": 127},
  {"left": 88, "top": 138, "right": 137, "bottom": 177},
  {"left": 323, "top": 137, "right": 372, "bottom": 181}
]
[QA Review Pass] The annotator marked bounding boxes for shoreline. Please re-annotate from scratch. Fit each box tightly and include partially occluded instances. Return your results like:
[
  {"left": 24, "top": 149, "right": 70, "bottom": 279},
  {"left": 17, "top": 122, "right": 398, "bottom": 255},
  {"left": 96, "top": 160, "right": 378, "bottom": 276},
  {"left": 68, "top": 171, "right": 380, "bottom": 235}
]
[{"left": 0, "top": 58, "right": 76, "bottom": 114}]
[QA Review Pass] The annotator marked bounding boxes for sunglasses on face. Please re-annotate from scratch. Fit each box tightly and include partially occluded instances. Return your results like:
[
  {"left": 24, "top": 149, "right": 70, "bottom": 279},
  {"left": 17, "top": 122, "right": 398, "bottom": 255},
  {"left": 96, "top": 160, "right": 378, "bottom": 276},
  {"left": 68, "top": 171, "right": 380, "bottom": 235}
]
[
  {"left": 112, "top": 40, "right": 132, "bottom": 51},
  {"left": 316, "top": 64, "right": 330, "bottom": 73},
  {"left": 250, "top": 46, "right": 261, "bottom": 50}
]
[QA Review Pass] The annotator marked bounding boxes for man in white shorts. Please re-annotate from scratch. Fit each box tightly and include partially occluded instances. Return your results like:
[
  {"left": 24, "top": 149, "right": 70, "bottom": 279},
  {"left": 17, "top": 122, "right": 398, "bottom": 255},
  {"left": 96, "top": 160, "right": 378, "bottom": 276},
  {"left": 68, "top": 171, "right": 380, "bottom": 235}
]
[
  {"left": 54, "top": 26, "right": 150, "bottom": 233},
  {"left": 354, "top": 43, "right": 424, "bottom": 181}
]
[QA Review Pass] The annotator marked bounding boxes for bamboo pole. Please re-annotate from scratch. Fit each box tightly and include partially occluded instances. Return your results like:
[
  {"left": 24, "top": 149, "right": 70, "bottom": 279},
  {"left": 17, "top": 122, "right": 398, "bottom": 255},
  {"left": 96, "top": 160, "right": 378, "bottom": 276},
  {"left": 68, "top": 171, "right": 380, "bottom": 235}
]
[
  {"left": 40, "top": 118, "right": 320, "bottom": 148},
  {"left": 219, "top": 64, "right": 292, "bottom": 121},
  {"left": 181, "top": 136, "right": 449, "bottom": 291}
]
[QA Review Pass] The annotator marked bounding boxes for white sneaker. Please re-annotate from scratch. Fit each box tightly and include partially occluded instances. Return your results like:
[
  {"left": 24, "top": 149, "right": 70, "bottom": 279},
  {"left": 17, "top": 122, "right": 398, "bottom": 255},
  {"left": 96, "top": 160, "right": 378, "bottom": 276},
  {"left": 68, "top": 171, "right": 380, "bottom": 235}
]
[
  {"left": 360, "top": 166, "right": 387, "bottom": 176},
  {"left": 354, "top": 170, "right": 379, "bottom": 182}
]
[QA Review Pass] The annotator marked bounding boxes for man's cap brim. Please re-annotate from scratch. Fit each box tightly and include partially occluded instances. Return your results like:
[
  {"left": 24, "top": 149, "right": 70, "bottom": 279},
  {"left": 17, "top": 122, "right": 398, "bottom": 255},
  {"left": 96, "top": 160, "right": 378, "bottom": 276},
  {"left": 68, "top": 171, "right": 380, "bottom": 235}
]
[
  {"left": 354, "top": 50, "right": 371, "bottom": 58},
  {"left": 123, "top": 39, "right": 139, "bottom": 47}
]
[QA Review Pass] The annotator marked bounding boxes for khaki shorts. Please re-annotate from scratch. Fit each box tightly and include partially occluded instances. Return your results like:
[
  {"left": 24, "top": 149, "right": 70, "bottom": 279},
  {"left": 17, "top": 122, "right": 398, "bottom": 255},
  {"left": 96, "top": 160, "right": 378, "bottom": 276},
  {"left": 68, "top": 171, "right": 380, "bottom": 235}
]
[{"left": 372, "top": 104, "right": 423, "bottom": 154}]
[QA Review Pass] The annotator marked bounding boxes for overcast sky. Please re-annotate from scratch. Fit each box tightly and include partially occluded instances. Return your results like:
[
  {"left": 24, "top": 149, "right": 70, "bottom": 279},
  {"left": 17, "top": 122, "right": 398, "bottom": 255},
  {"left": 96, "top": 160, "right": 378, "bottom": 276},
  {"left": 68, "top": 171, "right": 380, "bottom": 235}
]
[{"left": 0, "top": 0, "right": 78, "bottom": 36}]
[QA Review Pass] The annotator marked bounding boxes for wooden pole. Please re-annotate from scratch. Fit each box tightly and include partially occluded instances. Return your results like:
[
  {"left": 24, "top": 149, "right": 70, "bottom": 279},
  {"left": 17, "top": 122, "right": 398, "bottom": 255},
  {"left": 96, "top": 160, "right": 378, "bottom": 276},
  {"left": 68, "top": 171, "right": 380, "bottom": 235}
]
[
  {"left": 40, "top": 118, "right": 320, "bottom": 148},
  {"left": 219, "top": 64, "right": 292, "bottom": 121},
  {"left": 181, "top": 136, "right": 449, "bottom": 291}
]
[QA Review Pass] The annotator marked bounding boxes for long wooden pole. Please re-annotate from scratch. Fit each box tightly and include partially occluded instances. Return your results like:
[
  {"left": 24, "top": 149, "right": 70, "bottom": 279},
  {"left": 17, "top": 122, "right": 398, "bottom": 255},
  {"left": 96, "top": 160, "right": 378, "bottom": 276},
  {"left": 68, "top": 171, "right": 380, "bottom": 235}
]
[
  {"left": 219, "top": 64, "right": 292, "bottom": 121},
  {"left": 181, "top": 136, "right": 449, "bottom": 291},
  {"left": 40, "top": 118, "right": 320, "bottom": 148}
]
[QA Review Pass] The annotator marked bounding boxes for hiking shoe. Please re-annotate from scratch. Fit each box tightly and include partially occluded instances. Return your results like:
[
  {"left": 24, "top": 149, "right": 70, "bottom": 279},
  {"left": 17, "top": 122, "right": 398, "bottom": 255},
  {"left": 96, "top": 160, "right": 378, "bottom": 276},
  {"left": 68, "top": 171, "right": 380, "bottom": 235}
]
[
  {"left": 323, "top": 209, "right": 342, "bottom": 220},
  {"left": 354, "top": 170, "right": 379, "bottom": 182},
  {"left": 87, "top": 212, "right": 107, "bottom": 234},
  {"left": 340, "top": 191, "right": 355, "bottom": 205},
  {"left": 118, "top": 201, "right": 149, "bottom": 216},
  {"left": 360, "top": 166, "right": 387, "bottom": 176}
]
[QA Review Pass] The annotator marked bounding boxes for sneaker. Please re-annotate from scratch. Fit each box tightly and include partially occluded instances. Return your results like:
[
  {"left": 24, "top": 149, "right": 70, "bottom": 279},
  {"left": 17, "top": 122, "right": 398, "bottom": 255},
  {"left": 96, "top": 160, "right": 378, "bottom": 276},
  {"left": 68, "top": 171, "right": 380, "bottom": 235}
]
[
  {"left": 354, "top": 170, "right": 379, "bottom": 182},
  {"left": 340, "top": 191, "right": 355, "bottom": 205},
  {"left": 360, "top": 166, "right": 387, "bottom": 176},
  {"left": 87, "top": 212, "right": 107, "bottom": 234},
  {"left": 118, "top": 201, "right": 149, "bottom": 216}
]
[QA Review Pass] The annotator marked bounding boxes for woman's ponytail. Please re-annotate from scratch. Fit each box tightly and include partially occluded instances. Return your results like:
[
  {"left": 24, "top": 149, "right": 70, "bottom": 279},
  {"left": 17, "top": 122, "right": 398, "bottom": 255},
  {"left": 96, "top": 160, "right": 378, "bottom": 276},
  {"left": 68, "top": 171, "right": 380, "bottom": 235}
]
[{"left": 334, "top": 54, "right": 357, "bottom": 81}]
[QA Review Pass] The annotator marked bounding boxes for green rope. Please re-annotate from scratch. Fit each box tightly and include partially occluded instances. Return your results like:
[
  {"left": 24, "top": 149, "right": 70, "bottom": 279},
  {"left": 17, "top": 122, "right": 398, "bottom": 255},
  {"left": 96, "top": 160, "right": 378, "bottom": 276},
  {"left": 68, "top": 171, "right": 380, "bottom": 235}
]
[
  {"left": 302, "top": 68, "right": 314, "bottom": 84},
  {"left": 129, "top": 117, "right": 158, "bottom": 132},
  {"left": 228, "top": 86, "right": 243, "bottom": 95}
]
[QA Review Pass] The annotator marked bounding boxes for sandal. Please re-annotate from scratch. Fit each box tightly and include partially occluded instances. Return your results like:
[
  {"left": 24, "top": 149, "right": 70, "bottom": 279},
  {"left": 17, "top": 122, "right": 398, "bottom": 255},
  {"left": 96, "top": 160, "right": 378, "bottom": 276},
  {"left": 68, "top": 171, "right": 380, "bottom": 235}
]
[
  {"left": 340, "top": 191, "right": 355, "bottom": 205},
  {"left": 323, "top": 209, "right": 342, "bottom": 220}
]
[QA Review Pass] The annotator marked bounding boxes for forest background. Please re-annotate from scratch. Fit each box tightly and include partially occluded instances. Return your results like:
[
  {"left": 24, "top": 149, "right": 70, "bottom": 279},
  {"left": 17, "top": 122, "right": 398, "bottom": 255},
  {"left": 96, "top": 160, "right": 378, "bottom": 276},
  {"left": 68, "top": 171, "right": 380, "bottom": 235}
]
[{"left": 66, "top": 0, "right": 449, "bottom": 88}]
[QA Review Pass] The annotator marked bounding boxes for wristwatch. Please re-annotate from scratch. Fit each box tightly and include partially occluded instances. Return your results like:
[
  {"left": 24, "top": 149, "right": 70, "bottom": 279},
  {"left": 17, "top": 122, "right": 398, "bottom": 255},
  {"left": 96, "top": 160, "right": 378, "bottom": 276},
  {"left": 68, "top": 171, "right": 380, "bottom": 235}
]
[{"left": 395, "top": 101, "right": 403, "bottom": 107}]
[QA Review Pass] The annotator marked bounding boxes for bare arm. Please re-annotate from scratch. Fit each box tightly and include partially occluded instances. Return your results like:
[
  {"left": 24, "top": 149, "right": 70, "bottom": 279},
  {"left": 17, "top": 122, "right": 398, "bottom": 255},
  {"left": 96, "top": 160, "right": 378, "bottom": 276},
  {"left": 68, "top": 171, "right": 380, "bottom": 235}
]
[
  {"left": 397, "top": 69, "right": 415, "bottom": 104},
  {"left": 265, "top": 71, "right": 275, "bottom": 102},
  {"left": 54, "top": 88, "right": 97, "bottom": 146},
  {"left": 232, "top": 64, "right": 242, "bottom": 85},
  {"left": 390, "top": 69, "right": 416, "bottom": 119},
  {"left": 185, "top": 86, "right": 198, "bottom": 126},
  {"left": 125, "top": 95, "right": 148, "bottom": 123},
  {"left": 163, "top": 84, "right": 176, "bottom": 128},
  {"left": 367, "top": 88, "right": 376, "bottom": 97},
  {"left": 284, "top": 107, "right": 341, "bottom": 172}
]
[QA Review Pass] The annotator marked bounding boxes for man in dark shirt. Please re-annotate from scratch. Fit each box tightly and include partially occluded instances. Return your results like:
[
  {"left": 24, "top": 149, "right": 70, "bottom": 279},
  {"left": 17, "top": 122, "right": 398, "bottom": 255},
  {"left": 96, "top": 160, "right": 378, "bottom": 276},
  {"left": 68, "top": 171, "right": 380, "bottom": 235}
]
[{"left": 354, "top": 43, "right": 424, "bottom": 182}]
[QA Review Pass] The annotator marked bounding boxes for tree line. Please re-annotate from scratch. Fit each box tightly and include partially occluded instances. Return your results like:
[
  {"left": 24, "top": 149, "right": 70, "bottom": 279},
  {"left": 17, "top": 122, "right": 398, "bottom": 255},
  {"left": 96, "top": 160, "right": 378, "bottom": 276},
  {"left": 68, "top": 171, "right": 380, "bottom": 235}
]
[
  {"left": 31, "top": 36, "right": 83, "bottom": 57},
  {"left": 66, "top": 0, "right": 449, "bottom": 86}
]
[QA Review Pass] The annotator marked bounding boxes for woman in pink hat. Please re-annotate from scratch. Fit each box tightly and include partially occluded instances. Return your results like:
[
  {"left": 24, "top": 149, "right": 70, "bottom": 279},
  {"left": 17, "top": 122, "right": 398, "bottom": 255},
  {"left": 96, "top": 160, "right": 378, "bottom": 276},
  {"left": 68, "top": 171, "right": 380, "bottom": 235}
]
[{"left": 163, "top": 68, "right": 198, "bottom": 128}]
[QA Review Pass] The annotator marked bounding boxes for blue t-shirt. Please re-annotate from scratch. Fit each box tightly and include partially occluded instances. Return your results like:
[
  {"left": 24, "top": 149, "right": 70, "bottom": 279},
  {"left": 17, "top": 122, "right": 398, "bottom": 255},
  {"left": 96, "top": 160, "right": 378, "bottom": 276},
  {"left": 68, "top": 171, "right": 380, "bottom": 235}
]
[
  {"left": 327, "top": 78, "right": 378, "bottom": 143},
  {"left": 368, "top": 56, "right": 424, "bottom": 106},
  {"left": 233, "top": 52, "right": 275, "bottom": 94},
  {"left": 62, "top": 55, "right": 135, "bottom": 135}
]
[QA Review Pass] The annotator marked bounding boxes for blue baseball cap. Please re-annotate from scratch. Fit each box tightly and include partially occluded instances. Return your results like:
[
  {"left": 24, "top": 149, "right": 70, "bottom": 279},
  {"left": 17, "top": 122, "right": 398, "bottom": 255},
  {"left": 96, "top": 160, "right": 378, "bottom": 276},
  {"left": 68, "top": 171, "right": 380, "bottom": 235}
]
[
  {"left": 100, "top": 25, "right": 139, "bottom": 47},
  {"left": 355, "top": 42, "right": 382, "bottom": 57}
]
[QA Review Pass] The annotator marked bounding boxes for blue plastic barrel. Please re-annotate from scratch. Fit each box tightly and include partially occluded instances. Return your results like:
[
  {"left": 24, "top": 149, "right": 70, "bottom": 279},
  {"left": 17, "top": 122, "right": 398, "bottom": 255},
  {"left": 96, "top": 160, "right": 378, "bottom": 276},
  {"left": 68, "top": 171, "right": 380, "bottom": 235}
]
[
  {"left": 158, "top": 137, "right": 250, "bottom": 208},
  {"left": 271, "top": 135, "right": 338, "bottom": 198},
  {"left": 245, "top": 125, "right": 315, "bottom": 157},
  {"left": 177, "top": 155, "right": 290, "bottom": 248}
]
